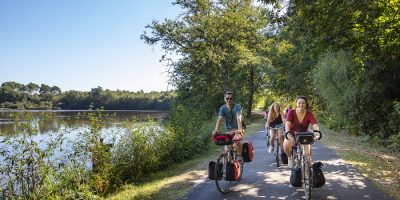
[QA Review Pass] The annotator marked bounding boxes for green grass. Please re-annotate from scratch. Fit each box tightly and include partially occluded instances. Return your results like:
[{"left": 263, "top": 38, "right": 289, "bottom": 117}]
[
  {"left": 106, "top": 114, "right": 265, "bottom": 200},
  {"left": 321, "top": 126, "right": 400, "bottom": 200}
]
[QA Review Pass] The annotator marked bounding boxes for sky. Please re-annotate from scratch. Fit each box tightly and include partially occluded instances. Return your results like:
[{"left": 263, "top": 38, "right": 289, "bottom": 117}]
[{"left": 0, "top": 0, "right": 182, "bottom": 92}]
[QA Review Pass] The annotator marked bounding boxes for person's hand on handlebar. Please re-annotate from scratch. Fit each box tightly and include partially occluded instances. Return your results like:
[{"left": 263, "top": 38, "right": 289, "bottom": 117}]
[
  {"left": 284, "top": 130, "right": 294, "bottom": 140},
  {"left": 234, "top": 129, "right": 243, "bottom": 135},
  {"left": 313, "top": 130, "right": 322, "bottom": 140}
]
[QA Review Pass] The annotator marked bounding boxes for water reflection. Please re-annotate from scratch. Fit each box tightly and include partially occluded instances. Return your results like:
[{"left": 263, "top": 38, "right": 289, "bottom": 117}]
[{"left": 0, "top": 110, "right": 168, "bottom": 135}]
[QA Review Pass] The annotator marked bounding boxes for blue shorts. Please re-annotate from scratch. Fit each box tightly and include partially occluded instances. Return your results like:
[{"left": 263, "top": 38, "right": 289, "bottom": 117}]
[{"left": 271, "top": 123, "right": 284, "bottom": 129}]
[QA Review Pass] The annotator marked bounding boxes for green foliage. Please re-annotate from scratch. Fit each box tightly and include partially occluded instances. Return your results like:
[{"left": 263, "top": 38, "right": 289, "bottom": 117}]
[
  {"left": 109, "top": 104, "right": 214, "bottom": 189},
  {"left": 388, "top": 133, "right": 400, "bottom": 151},
  {"left": 111, "top": 120, "right": 161, "bottom": 184},
  {"left": 0, "top": 111, "right": 100, "bottom": 199},
  {"left": 312, "top": 50, "right": 359, "bottom": 127},
  {"left": 142, "top": 0, "right": 271, "bottom": 116},
  {"left": 264, "top": 0, "right": 400, "bottom": 141}
]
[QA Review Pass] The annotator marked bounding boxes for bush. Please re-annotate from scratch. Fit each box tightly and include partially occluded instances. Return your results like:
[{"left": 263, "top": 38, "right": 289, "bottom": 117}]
[{"left": 388, "top": 133, "right": 400, "bottom": 151}]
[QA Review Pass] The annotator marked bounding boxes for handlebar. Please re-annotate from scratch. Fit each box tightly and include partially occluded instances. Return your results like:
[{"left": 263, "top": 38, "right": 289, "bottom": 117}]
[
  {"left": 284, "top": 130, "right": 322, "bottom": 140},
  {"left": 284, "top": 131, "right": 294, "bottom": 140},
  {"left": 313, "top": 130, "right": 322, "bottom": 140}
]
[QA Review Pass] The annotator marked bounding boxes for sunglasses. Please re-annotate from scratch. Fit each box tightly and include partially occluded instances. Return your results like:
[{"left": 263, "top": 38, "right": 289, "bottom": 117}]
[{"left": 225, "top": 98, "right": 233, "bottom": 100}]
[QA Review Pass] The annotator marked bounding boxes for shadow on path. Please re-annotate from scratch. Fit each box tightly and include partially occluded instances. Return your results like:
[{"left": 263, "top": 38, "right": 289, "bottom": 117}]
[{"left": 181, "top": 129, "right": 394, "bottom": 200}]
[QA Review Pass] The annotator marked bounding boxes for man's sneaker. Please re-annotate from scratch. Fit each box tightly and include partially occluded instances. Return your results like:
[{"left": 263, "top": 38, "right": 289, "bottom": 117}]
[
  {"left": 288, "top": 158, "right": 294, "bottom": 168},
  {"left": 268, "top": 145, "right": 273, "bottom": 154}
]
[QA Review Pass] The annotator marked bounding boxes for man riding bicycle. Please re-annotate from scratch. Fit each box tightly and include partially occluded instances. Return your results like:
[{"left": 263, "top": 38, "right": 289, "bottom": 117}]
[
  {"left": 284, "top": 96, "right": 320, "bottom": 168},
  {"left": 213, "top": 91, "right": 244, "bottom": 161}
]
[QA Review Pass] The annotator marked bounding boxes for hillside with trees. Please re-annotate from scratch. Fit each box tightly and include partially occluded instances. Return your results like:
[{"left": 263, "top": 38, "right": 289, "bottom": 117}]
[{"left": 0, "top": 82, "right": 175, "bottom": 110}]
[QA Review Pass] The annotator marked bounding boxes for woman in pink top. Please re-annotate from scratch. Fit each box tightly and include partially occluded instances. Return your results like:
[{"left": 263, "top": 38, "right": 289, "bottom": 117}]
[{"left": 283, "top": 96, "right": 320, "bottom": 168}]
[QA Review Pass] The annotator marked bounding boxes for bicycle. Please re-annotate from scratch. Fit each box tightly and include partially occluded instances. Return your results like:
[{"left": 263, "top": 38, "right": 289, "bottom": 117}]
[
  {"left": 285, "top": 130, "right": 322, "bottom": 200},
  {"left": 212, "top": 130, "right": 244, "bottom": 194},
  {"left": 269, "top": 127, "right": 283, "bottom": 167}
]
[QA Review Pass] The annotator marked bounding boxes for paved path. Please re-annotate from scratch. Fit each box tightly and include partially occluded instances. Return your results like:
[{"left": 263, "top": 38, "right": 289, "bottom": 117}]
[{"left": 182, "top": 129, "right": 394, "bottom": 200}]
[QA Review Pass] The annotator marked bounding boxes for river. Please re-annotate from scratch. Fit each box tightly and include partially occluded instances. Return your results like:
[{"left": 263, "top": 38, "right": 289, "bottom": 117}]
[{"left": 0, "top": 110, "right": 168, "bottom": 136}]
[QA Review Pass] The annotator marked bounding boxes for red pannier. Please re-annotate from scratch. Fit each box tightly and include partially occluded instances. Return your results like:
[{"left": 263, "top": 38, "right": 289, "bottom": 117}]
[
  {"left": 242, "top": 141, "right": 254, "bottom": 162},
  {"left": 225, "top": 160, "right": 241, "bottom": 181}
]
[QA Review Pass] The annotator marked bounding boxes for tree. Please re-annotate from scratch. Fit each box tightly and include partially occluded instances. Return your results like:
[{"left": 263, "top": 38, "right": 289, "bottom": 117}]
[{"left": 142, "top": 0, "right": 271, "bottom": 116}]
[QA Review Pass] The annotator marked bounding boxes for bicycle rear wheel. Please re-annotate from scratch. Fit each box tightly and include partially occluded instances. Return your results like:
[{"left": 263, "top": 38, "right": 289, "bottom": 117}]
[
  {"left": 236, "top": 153, "right": 244, "bottom": 180},
  {"left": 215, "top": 156, "right": 231, "bottom": 193}
]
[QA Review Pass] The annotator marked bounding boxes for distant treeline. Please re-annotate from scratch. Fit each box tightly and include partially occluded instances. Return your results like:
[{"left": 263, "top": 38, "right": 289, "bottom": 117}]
[{"left": 0, "top": 81, "right": 175, "bottom": 110}]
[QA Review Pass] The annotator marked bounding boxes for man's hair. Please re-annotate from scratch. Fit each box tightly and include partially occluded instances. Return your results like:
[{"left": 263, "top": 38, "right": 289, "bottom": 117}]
[{"left": 224, "top": 91, "right": 234, "bottom": 98}]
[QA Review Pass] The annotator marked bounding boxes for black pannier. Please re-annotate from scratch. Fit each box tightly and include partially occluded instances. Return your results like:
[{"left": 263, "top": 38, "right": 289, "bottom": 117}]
[
  {"left": 290, "top": 166, "right": 302, "bottom": 187},
  {"left": 313, "top": 162, "right": 326, "bottom": 188},
  {"left": 208, "top": 161, "right": 216, "bottom": 180},
  {"left": 281, "top": 152, "right": 288, "bottom": 164}
]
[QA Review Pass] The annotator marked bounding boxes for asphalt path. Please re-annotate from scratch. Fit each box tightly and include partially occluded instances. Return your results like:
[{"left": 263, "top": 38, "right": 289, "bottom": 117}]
[{"left": 182, "top": 129, "right": 394, "bottom": 200}]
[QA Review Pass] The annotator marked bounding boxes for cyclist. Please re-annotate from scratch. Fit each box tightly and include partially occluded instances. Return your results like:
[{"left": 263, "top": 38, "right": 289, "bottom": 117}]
[
  {"left": 266, "top": 102, "right": 285, "bottom": 153},
  {"left": 213, "top": 91, "right": 244, "bottom": 160},
  {"left": 284, "top": 104, "right": 292, "bottom": 119},
  {"left": 283, "top": 96, "right": 320, "bottom": 168}
]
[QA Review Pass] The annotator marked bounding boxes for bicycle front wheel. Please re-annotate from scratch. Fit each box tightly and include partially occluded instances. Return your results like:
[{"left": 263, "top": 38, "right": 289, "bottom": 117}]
[
  {"left": 302, "top": 160, "right": 312, "bottom": 200},
  {"left": 215, "top": 156, "right": 231, "bottom": 193}
]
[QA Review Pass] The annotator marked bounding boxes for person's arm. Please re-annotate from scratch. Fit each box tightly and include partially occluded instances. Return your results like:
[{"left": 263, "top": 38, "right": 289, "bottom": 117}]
[
  {"left": 281, "top": 111, "right": 285, "bottom": 123},
  {"left": 236, "top": 112, "right": 243, "bottom": 132},
  {"left": 309, "top": 111, "right": 319, "bottom": 131},
  {"left": 266, "top": 110, "right": 271, "bottom": 127},
  {"left": 312, "top": 124, "right": 319, "bottom": 131},
  {"left": 285, "top": 120, "right": 291, "bottom": 133},
  {"left": 285, "top": 109, "right": 293, "bottom": 132},
  {"left": 214, "top": 116, "right": 224, "bottom": 134}
]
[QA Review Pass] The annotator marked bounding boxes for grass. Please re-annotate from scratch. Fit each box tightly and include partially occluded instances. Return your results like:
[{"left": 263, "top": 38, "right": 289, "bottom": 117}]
[
  {"left": 321, "top": 126, "right": 400, "bottom": 200},
  {"left": 106, "top": 113, "right": 265, "bottom": 200}
]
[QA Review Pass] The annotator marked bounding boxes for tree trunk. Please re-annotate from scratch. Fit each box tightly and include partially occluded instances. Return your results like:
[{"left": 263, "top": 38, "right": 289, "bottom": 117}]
[{"left": 246, "top": 67, "right": 255, "bottom": 116}]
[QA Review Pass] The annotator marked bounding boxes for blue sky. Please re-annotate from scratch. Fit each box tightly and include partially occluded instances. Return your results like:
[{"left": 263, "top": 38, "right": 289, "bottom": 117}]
[{"left": 0, "top": 0, "right": 181, "bottom": 92}]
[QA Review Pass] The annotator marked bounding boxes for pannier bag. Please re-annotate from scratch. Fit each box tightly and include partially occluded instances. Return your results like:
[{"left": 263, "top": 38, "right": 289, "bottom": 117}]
[
  {"left": 225, "top": 160, "right": 241, "bottom": 181},
  {"left": 312, "top": 162, "right": 326, "bottom": 188},
  {"left": 208, "top": 161, "right": 223, "bottom": 180},
  {"left": 208, "top": 161, "right": 216, "bottom": 180},
  {"left": 281, "top": 152, "right": 288, "bottom": 164},
  {"left": 290, "top": 166, "right": 302, "bottom": 187},
  {"left": 213, "top": 133, "right": 234, "bottom": 146},
  {"left": 296, "top": 133, "right": 314, "bottom": 144},
  {"left": 242, "top": 141, "right": 254, "bottom": 162}
]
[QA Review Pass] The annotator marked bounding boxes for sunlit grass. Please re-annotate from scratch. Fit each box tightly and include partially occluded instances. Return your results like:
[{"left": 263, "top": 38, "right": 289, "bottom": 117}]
[
  {"left": 107, "top": 114, "right": 265, "bottom": 200},
  {"left": 321, "top": 125, "right": 400, "bottom": 200}
]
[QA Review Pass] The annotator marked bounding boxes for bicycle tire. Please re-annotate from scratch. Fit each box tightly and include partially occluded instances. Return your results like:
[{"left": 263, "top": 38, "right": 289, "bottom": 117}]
[
  {"left": 238, "top": 157, "right": 244, "bottom": 180},
  {"left": 274, "top": 138, "right": 280, "bottom": 167},
  {"left": 215, "top": 156, "right": 231, "bottom": 193},
  {"left": 302, "top": 157, "right": 312, "bottom": 200}
]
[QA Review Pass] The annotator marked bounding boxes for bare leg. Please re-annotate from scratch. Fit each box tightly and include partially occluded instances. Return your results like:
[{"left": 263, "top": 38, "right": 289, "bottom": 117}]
[
  {"left": 269, "top": 129, "right": 275, "bottom": 147},
  {"left": 278, "top": 128, "right": 284, "bottom": 149},
  {"left": 283, "top": 136, "right": 295, "bottom": 158}
]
